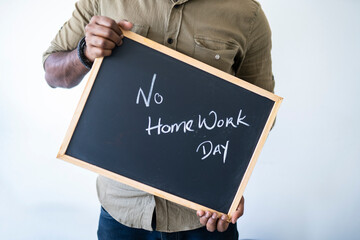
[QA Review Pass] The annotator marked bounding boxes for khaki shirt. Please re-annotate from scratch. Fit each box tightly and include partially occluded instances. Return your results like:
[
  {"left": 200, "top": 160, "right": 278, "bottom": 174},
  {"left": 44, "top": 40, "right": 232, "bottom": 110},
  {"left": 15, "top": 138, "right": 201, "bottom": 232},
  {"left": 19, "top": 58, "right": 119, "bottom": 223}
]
[{"left": 43, "top": 0, "right": 274, "bottom": 232}]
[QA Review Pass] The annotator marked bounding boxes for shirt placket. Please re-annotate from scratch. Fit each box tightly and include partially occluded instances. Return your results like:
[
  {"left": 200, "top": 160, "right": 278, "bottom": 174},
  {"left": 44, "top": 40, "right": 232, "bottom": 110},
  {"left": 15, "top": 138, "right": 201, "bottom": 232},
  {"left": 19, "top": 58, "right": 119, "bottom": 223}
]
[{"left": 164, "top": 0, "right": 186, "bottom": 50}]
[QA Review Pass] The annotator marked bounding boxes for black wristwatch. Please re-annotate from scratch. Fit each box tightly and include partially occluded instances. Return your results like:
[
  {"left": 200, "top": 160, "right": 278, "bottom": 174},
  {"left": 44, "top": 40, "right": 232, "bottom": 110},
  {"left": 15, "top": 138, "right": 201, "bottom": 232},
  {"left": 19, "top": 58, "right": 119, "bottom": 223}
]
[{"left": 77, "top": 37, "right": 93, "bottom": 70}]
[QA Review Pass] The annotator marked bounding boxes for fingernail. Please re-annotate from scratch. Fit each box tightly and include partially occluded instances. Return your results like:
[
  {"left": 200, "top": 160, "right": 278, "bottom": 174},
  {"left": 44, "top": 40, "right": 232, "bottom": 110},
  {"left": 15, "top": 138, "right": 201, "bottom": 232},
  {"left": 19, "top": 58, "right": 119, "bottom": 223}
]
[
  {"left": 212, "top": 213, "right": 217, "bottom": 219},
  {"left": 221, "top": 215, "right": 227, "bottom": 221},
  {"left": 205, "top": 212, "right": 211, "bottom": 218}
]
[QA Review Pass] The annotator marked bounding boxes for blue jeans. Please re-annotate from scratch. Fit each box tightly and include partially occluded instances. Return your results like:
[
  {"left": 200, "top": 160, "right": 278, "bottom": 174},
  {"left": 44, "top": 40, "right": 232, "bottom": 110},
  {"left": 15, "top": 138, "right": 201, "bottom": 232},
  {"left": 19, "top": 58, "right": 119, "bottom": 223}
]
[{"left": 97, "top": 207, "right": 239, "bottom": 240}]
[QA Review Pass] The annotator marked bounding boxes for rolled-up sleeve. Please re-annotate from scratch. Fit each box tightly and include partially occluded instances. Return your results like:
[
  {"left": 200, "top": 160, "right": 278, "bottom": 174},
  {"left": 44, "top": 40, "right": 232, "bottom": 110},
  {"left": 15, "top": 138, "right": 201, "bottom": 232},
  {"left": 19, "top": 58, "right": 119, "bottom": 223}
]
[
  {"left": 42, "top": 0, "right": 98, "bottom": 67},
  {"left": 236, "top": 5, "right": 274, "bottom": 93}
]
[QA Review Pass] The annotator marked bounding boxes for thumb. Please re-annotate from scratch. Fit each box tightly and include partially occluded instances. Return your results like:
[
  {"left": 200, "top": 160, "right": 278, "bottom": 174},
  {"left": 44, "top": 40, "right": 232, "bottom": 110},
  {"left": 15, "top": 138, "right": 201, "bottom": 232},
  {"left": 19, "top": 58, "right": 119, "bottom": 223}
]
[
  {"left": 231, "top": 196, "right": 245, "bottom": 224},
  {"left": 118, "top": 20, "right": 133, "bottom": 31}
]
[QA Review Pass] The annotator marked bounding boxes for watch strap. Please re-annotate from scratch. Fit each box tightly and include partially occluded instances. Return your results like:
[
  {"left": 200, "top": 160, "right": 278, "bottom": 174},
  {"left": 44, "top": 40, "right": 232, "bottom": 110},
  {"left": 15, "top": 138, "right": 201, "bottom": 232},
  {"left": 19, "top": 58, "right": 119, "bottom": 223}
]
[{"left": 77, "top": 37, "right": 93, "bottom": 70}]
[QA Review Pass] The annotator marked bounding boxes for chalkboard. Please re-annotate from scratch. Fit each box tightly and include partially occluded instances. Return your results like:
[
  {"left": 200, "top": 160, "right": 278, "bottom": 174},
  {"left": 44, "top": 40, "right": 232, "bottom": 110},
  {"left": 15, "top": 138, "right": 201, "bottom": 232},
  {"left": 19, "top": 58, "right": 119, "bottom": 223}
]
[{"left": 57, "top": 30, "right": 282, "bottom": 217}]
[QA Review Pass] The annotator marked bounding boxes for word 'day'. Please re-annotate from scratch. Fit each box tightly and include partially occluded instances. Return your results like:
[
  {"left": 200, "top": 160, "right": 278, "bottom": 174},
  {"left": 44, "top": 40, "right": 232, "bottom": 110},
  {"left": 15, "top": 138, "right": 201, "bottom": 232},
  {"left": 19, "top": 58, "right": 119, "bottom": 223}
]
[{"left": 196, "top": 140, "right": 230, "bottom": 163}]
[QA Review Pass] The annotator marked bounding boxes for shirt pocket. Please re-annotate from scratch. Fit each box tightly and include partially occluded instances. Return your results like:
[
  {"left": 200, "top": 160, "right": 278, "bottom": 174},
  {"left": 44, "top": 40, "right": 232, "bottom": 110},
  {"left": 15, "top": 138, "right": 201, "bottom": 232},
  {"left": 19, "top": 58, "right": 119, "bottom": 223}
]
[
  {"left": 131, "top": 24, "right": 150, "bottom": 37},
  {"left": 194, "top": 35, "right": 239, "bottom": 74}
]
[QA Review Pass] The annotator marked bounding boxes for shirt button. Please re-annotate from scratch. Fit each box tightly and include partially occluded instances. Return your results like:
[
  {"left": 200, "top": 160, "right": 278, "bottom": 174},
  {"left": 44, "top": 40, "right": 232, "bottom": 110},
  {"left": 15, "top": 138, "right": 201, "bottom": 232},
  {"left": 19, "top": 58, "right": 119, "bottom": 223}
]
[
  {"left": 215, "top": 54, "right": 220, "bottom": 60},
  {"left": 167, "top": 38, "right": 174, "bottom": 44}
]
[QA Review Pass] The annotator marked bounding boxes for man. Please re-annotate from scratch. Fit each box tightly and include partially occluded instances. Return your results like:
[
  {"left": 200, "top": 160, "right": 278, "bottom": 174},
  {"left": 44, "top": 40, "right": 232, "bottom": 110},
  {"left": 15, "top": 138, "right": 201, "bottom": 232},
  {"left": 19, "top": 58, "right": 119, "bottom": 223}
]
[{"left": 43, "top": 0, "right": 274, "bottom": 239}]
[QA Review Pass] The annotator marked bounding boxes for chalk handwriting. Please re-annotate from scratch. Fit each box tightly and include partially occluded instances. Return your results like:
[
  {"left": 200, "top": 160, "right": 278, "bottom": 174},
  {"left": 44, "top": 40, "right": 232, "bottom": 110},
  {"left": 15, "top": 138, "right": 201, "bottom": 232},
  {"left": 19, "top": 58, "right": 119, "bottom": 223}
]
[
  {"left": 136, "top": 73, "right": 163, "bottom": 107},
  {"left": 146, "top": 109, "right": 249, "bottom": 136},
  {"left": 146, "top": 117, "right": 194, "bottom": 135},
  {"left": 136, "top": 73, "right": 251, "bottom": 164},
  {"left": 198, "top": 110, "right": 249, "bottom": 130},
  {"left": 196, "top": 140, "right": 230, "bottom": 163}
]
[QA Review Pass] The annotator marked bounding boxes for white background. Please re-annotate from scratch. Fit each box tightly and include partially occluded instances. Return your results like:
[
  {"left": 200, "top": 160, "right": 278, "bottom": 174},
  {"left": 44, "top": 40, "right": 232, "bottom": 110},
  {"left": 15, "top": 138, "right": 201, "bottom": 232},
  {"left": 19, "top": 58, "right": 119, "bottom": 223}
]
[{"left": 0, "top": 0, "right": 359, "bottom": 239}]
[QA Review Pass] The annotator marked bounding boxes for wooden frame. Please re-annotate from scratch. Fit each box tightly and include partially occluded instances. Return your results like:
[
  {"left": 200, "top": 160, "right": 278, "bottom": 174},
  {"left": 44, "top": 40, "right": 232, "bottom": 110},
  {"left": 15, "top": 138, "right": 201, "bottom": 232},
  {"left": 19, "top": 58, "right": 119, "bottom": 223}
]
[{"left": 57, "top": 30, "right": 283, "bottom": 219}]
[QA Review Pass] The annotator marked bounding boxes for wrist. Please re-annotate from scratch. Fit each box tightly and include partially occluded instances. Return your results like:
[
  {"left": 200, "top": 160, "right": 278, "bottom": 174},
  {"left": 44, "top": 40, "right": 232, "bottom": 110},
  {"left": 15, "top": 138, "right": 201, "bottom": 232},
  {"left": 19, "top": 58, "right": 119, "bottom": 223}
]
[{"left": 77, "top": 37, "right": 93, "bottom": 70}]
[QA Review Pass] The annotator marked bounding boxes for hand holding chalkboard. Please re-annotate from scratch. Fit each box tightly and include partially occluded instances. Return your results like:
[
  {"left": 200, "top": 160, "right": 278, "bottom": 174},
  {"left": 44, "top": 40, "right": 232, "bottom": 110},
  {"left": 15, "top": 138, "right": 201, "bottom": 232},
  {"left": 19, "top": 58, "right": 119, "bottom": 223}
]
[
  {"left": 198, "top": 195, "right": 245, "bottom": 232},
  {"left": 57, "top": 30, "right": 282, "bottom": 218},
  {"left": 83, "top": 17, "right": 133, "bottom": 62}
]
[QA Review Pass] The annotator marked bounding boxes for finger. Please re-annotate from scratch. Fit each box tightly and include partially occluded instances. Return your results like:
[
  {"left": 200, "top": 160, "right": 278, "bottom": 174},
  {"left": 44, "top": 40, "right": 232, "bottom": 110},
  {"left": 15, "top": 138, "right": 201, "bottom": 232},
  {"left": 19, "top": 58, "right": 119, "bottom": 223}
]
[
  {"left": 199, "top": 211, "right": 211, "bottom": 226},
  {"left": 87, "top": 24, "right": 122, "bottom": 45},
  {"left": 205, "top": 212, "right": 218, "bottom": 232},
  {"left": 91, "top": 16, "right": 123, "bottom": 37},
  {"left": 85, "top": 45, "right": 112, "bottom": 61},
  {"left": 199, "top": 216, "right": 207, "bottom": 226},
  {"left": 197, "top": 210, "right": 205, "bottom": 218},
  {"left": 85, "top": 35, "right": 116, "bottom": 50},
  {"left": 231, "top": 196, "right": 245, "bottom": 224},
  {"left": 118, "top": 19, "right": 133, "bottom": 31},
  {"left": 217, "top": 215, "right": 230, "bottom": 232}
]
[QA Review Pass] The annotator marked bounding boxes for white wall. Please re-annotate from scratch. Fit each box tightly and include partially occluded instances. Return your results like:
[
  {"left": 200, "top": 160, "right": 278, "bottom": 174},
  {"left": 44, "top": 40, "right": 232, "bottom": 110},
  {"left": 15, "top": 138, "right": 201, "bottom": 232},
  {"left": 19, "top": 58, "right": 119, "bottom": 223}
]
[
  {"left": 0, "top": 1, "right": 99, "bottom": 239},
  {"left": 0, "top": 0, "right": 359, "bottom": 239}
]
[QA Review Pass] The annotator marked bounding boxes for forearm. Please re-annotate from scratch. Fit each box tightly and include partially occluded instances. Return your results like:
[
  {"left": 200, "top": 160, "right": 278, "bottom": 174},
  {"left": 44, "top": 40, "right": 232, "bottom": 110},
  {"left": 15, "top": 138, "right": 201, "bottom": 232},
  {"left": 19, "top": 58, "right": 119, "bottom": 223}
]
[
  {"left": 44, "top": 49, "right": 89, "bottom": 88},
  {"left": 44, "top": 17, "right": 132, "bottom": 89}
]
